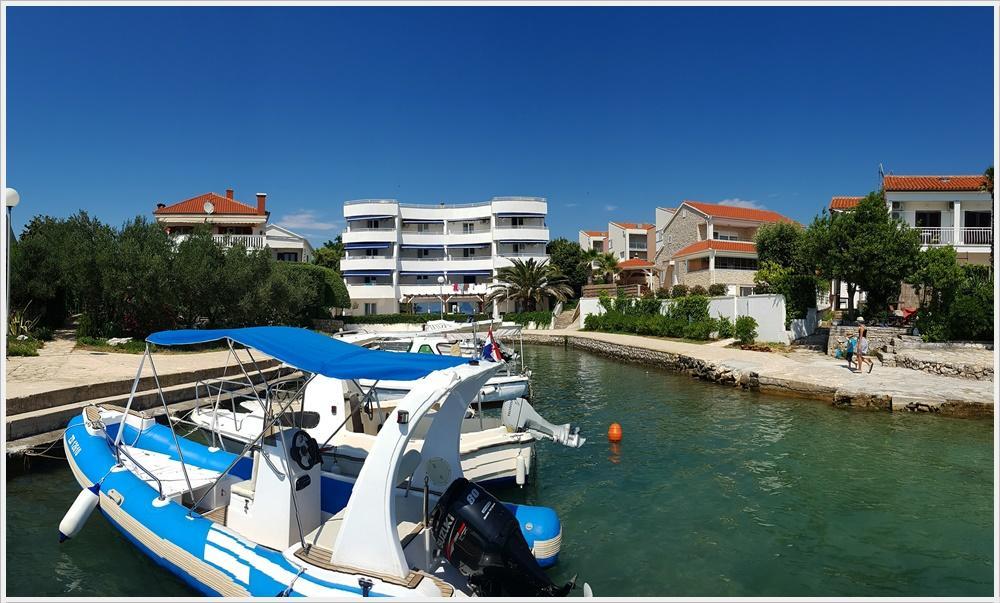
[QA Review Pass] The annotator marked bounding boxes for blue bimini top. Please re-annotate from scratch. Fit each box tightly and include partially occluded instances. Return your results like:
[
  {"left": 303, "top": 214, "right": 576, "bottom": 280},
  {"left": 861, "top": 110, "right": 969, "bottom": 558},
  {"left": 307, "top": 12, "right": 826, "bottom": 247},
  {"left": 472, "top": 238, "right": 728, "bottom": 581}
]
[{"left": 146, "top": 326, "right": 469, "bottom": 381}]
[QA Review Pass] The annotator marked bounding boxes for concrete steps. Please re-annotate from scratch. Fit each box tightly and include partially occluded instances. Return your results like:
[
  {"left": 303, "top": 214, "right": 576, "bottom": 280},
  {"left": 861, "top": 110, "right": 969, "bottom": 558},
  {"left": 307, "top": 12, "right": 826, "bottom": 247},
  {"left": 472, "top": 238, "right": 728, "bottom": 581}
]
[{"left": 553, "top": 307, "right": 579, "bottom": 330}]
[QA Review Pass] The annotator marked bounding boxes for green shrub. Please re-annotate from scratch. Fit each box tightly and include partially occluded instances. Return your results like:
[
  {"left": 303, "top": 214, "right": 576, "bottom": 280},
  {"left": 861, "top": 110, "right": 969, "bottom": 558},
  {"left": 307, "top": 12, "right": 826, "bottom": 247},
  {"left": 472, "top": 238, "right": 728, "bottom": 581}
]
[
  {"left": 716, "top": 315, "right": 734, "bottom": 338},
  {"left": 683, "top": 319, "right": 716, "bottom": 340},
  {"left": 734, "top": 315, "right": 758, "bottom": 345},
  {"left": 707, "top": 283, "right": 728, "bottom": 297},
  {"left": 30, "top": 326, "right": 54, "bottom": 341},
  {"left": 690, "top": 285, "right": 708, "bottom": 296},
  {"left": 6, "top": 338, "right": 42, "bottom": 356},
  {"left": 655, "top": 287, "right": 671, "bottom": 299},
  {"left": 671, "top": 284, "right": 689, "bottom": 298},
  {"left": 667, "top": 295, "right": 710, "bottom": 323}
]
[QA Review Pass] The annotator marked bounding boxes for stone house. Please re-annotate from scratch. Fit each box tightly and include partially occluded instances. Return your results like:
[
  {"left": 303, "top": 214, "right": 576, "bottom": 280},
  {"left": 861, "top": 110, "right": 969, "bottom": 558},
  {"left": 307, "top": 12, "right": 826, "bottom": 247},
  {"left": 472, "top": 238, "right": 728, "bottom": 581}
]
[{"left": 654, "top": 201, "right": 797, "bottom": 295}]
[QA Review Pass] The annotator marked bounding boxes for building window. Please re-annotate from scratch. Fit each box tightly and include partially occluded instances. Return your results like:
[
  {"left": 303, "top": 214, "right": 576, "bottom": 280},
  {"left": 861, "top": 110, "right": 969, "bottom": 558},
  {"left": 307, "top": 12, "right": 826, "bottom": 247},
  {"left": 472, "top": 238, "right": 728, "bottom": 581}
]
[
  {"left": 462, "top": 222, "right": 476, "bottom": 234},
  {"left": 965, "top": 211, "right": 991, "bottom": 228},
  {"left": 511, "top": 217, "right": 525, "bottom": 228},
  {"left": 462, "top": 247, "right": 477, "bottom": 257},
  {"left": 363, "top": 276, "right": 378, "bottom": 285},
  {"left": 365, "top": 219, "right": 381, "bottom": 230},
  {"left": 363, "top": 303, "right": 378, "bottom": 315},
  {"left": 593, "top": 241, "right": 604, "bottom": 252},
  {"left": 714, "top": 256, "right": 758, "bottom": 270},
  {"left": 276, "top": 252, "right": 299, "bottom": 262},
  {"left": 686, "top": 257, "right": 710, "bottom": 272},
  {"left": 915, "top": 211, "right": 942, "bottom": 228},
  {"left": 416, "top": 275, "right": 429, "bottom": 282},
  {"left": 365, "top": 248, "right": 379, "bottom": 257},
  {"left": 220, "top": 226, "right": 252, "bottom": 235},
  {"left": 713, "top": 232, "right": 739, "bottom": 241},
  {"left": 739, "top": 286, "right": 755, "bottom": 296},
  {"left": 418, "top": 248, "right": 431, "bottom": 258},
  {"left": 416, "top": 223, "right": 430, "bottom": 233}
]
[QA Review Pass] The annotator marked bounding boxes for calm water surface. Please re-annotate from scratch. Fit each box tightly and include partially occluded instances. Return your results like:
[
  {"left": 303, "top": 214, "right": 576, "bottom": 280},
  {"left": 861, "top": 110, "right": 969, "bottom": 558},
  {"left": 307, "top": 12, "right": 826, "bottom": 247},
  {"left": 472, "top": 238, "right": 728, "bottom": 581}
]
[{"left": 5, "top": 344, "right": 995, "bottom": 596}]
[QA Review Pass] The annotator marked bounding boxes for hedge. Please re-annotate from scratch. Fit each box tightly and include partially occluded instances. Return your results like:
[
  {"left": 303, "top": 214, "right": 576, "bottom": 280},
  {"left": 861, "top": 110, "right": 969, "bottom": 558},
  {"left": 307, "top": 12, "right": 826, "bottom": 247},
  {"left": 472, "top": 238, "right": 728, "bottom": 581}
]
[{"left": 502, "top": 311, "right": 553, "bottom": 327}]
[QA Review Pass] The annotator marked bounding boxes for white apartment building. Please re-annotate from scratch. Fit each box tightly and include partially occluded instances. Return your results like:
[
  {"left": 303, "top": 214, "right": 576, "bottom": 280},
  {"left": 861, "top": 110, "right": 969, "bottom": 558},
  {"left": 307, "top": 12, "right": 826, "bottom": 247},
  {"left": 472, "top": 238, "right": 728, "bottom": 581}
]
[{"left": 341, "top": 197, "right": 550, "bottom": 315}]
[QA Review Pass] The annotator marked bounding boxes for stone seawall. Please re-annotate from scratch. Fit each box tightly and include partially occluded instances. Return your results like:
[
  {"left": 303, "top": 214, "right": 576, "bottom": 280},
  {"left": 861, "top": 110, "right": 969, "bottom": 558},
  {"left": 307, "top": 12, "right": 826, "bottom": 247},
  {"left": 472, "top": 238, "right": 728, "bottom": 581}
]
[{"left": 522, "top": 332, "right": 992, "bottom": 418}]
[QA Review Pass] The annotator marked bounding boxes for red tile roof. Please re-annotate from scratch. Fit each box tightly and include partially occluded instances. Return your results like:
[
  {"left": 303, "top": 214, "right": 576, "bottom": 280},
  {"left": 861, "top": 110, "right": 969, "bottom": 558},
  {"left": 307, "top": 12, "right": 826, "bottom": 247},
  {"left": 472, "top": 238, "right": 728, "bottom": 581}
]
[
  {"left": 611, "top": 222, "right": 655, "bottom": 230},
  {"left": 618, "top": 258, "right": 655, "bottom": 269},
  {"left": 883, "top": 175, "right": 987, "bottom": 192},
  {"left": 583, "top": 230, "right": 608, "bottom": 237},
  {"left": 829, "top": 196, "right": 863, "bottom": 210},
  {"left": 673, "top": 240, "right": 756, "bottom": 258},
  {"left": 155, "top": 192, "right": 261, "bottom": 215},
  {"left": 682, "top": 201, "right": 795, "bottom": 224}
]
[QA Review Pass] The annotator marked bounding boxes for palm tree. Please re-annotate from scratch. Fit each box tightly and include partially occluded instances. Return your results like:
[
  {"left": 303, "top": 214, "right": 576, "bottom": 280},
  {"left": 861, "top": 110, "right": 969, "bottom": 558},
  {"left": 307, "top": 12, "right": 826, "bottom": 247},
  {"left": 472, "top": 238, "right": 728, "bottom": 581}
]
[
  {"left": 593, "top": 252, "right": 620, "bottom": 284},
  {"left": 580, "top": 247, "right": 601, "bottom": 285},
  {"left": 487, "top": 258, "right": 573, "bottom": 312}
]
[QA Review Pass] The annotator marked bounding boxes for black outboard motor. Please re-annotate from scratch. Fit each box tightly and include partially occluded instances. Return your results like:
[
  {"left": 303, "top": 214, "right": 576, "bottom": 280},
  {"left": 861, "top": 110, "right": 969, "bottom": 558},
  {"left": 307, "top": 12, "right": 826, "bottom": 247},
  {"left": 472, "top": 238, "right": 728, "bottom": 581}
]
[{"left": 430, "top": 478, "right": 573, "bottom": 597}]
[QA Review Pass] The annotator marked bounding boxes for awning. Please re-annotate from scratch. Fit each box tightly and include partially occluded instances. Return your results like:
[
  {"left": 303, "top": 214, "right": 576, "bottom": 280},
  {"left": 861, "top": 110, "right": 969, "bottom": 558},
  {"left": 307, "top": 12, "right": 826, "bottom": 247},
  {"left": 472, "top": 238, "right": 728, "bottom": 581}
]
[
  {"left": 497, "top": 240, "right": 548, "bottom": 244},
  {"left": 496, "top": 213, "right": 545, "bottom": 218},
  {"left": 400, "top": 244, "right": 445, "bottom": 250},
  {"left": 446, "top": 243, "right": 491, "bottom": 249},
  {"left": 146, "top": 327, "right": 467, "bottom": 381},
  {"left": 446, "top": 270, "right": 493, "bottom": 276},
  {"left": 343, "top": 242, "right": 392, "bottom": 250},
  {"left": 401, "top": 219, "right": 445, "bottom": 224},
  {"left": 343, "top": 270, "right": 393, "bottom": 276},
  {"left": 346, "top": 215, "right": 395, "bottom": 221},
  {"left": 400, "top": 271, "right": 447, "bottom": 276}
]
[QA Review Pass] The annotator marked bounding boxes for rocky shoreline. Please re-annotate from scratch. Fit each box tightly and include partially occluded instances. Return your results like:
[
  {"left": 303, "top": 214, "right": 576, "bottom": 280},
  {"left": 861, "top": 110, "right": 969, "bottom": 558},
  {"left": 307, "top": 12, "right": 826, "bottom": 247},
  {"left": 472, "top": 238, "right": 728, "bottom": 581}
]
[{"left": 521, "top": 332, "right": 993, "bottom": 419}]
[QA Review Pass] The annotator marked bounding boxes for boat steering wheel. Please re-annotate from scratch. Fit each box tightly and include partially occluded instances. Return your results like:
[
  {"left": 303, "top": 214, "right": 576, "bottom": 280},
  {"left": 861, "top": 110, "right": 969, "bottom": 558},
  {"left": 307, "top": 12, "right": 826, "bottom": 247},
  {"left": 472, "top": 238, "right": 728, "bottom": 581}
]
[{"left": 289, "top": 429, "right": 320, "bottom": 471}]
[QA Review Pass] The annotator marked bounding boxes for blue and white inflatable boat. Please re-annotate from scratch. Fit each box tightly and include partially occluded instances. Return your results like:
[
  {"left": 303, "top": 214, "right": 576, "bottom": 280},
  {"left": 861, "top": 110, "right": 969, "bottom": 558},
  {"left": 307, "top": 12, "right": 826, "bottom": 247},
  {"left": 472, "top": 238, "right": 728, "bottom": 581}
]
[{"left": 60, "top": 327, "right": 577, "bottom": 597}]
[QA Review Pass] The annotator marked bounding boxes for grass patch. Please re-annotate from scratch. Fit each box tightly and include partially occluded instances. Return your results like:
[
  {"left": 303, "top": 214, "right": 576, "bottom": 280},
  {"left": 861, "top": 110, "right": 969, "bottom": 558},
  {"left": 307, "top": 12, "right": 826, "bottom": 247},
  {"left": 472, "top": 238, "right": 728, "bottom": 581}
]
[{"left": 6, "top": 338, "right": 43, "bottom": 357}]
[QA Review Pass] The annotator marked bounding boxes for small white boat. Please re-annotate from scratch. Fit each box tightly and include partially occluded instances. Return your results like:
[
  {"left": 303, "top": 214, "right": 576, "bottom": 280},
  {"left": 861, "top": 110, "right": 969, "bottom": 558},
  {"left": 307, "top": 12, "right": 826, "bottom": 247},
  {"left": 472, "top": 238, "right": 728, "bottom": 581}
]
[
  {"left": 61, "top": 327, "right": 589, "bottom": 597},
  {"left": 184, "top": 375, "right": 583, "bottom": 490}
]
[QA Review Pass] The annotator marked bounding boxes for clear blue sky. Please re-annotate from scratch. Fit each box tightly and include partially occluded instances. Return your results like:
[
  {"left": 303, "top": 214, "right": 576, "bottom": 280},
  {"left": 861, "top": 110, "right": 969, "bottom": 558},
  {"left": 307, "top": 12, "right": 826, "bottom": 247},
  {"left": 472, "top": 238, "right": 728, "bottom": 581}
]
[{"left": 6, "top": 6, "right": 995, "bottom": 244}]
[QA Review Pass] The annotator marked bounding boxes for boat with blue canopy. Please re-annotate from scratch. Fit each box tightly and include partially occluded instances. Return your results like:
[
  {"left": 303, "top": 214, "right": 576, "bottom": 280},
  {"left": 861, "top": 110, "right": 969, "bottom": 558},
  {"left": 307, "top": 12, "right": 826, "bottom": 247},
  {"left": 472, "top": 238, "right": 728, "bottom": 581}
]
[{"left": 60, "top": 326, "right": 587, "bottom": 597}]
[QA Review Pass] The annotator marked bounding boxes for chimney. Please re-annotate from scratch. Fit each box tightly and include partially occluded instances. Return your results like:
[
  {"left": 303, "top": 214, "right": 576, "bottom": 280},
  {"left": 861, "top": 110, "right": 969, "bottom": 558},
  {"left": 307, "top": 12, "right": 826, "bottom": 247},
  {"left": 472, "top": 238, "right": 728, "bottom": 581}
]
[
  {"left": 256, "top": 193, "right": 267, "bottom": 215},
  {"left": 155, "top": 202, "right": 166, "bottom": 210},
  {"left": 226, "top": 188, "right": 234, "bottom": 199}
]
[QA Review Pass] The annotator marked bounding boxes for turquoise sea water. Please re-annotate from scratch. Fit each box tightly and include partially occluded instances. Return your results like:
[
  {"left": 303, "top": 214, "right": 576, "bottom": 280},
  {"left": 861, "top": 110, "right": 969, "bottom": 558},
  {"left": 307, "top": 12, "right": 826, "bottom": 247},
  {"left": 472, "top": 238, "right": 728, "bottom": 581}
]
[{"left": 5, "top": 344, "right": 995, "bottom": 596}]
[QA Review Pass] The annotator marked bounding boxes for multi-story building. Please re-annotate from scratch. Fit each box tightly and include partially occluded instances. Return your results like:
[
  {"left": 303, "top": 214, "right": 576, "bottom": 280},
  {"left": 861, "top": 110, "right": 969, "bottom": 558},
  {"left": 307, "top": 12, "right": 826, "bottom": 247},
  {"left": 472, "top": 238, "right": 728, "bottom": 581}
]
[
  {"left": 607, "top": 222, "right": 655, "bottom": 261},
  {"left": 654, "top": 207, "right": 676, "bottom": 254},
  {"left": 154, "top": 188, "right": 314, "bottom": 262},
  {"left": 341, "top": 196, "right": 549, "bottom": 315},
  {"left": 578, "top": 230, "right": 607, "bottom": 253},
  {"left": 827, "top": 173, "right": 992, "bottom": 310},
  {"left": 654, "top": 201, "right": 796, "bottom": 295}
]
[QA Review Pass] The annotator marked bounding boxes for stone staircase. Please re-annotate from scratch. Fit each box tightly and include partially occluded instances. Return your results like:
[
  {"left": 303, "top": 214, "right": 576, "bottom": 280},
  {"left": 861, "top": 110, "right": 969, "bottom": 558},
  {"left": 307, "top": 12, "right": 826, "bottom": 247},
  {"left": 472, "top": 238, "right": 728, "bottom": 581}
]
[
  {"left": 553, "top": 307, "right": 580, "bottom": 330},
  {"left": 790, "top": 327, "right": 830, "bottom": 352}
]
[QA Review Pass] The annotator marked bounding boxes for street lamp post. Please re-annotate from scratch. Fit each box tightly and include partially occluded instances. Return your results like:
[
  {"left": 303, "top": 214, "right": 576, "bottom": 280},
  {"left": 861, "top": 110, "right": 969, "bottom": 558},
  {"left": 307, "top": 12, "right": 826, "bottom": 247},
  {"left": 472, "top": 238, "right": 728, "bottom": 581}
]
[
  {"left": 436, "top": 275, "right": 446, "bottom": 319},
  {"left": 5, "top": 188, "right": 22, "bottom": 339}
]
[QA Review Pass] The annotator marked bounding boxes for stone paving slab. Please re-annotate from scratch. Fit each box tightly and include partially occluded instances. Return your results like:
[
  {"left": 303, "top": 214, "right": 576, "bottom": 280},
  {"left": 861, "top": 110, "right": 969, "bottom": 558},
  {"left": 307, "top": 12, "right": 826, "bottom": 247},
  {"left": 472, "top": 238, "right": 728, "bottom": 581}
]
[{"left": 523, "top": 329, "right": 994, "bottom": 418}]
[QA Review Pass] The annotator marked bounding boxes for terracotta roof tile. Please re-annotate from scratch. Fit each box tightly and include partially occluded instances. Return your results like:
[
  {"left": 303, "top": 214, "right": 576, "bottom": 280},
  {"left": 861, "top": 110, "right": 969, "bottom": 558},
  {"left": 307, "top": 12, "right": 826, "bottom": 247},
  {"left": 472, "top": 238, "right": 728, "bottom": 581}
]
[
  {"left": 683, "top": 201, "right": 795, "bottom": 224},
  {"left": 583, "top": 230, "right": 608, "bottom": 237},
  {"left": 829, "top": 196, "right": 863, "bottom": 210},
  {"left": 617, "top": 258, "right": 655, "bottom": 269},
  {"left": 611, "top": 222, "right": 655, "bottom": 230},
  {"left": 155, "top": 192, "right": 261, "bottom": 215},
  {"left": 673, "top": 240, "right": 756, "bottom": 258},
  {"left": 883, "top": 175, "right": 987, "bottom": 192}
]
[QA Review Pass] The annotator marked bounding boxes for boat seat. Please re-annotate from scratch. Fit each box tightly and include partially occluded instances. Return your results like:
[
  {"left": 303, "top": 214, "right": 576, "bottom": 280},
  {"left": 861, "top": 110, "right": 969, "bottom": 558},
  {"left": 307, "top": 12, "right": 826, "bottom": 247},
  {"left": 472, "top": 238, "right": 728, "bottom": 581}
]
[{"left": 231, "top": 479, "right": 255, "bottom": 500}]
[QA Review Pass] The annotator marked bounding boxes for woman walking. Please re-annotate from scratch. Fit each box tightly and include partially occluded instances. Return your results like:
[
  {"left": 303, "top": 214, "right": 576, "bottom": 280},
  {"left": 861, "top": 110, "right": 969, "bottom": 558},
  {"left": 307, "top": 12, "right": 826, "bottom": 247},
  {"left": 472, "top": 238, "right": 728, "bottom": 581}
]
[{"left": 855, "top": 316, "right": 873, "bottom": 373}]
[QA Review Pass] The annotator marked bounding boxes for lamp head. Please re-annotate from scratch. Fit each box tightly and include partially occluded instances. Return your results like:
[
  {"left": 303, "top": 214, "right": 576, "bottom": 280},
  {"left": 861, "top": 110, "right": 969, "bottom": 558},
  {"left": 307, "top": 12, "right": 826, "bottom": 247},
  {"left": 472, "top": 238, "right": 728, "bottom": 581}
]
[
  {"left": 437, "top": 275, "right": 445, "bottom": 284},
  {"left": 4, "top": 188, "right": 20, "bottom": 208}
]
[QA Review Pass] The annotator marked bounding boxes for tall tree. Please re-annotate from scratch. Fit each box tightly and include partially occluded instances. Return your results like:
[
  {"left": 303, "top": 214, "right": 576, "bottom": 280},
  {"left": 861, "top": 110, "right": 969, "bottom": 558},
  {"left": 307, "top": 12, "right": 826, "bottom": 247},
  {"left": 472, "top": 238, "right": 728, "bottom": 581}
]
[
  {"left": 545, "top": 238, "right": 588, "bottom": 296},
  {"left": 754, "top": 221, "right": 804, "bottom": 269},
  {"left": 593, "top": 252, "right": 620, "bottom": 284},
  {"left": 314, "top": 235, "right": 344, "bottom": 271},
  {"left": 803, "top": 191, "right": 921, "bottom": 316},
  {"left": 487, "top": 258, "right": 573, "bottom": 312}
]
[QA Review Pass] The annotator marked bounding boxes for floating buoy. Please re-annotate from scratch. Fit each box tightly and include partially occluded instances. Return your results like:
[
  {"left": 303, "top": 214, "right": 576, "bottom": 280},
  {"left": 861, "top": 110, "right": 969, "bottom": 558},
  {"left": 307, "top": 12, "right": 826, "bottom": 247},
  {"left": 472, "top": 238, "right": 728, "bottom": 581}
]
[
  {"left": 59, "top": 483, "right": 100, "bottom": 542},
  {"left": 607, "top": 422, "right": 622, "bottom": 442},
  {"left": 515, "top": 455, "right": 527, "bottom": 486}
]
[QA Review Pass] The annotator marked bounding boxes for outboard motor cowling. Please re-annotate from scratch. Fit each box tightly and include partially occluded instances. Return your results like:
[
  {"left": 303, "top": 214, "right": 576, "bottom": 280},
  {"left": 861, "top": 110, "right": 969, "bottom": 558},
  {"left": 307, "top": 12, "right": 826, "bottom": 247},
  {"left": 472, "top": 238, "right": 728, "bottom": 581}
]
[{"left": 430, "top": 478, "right": 572, "bottom": 597}]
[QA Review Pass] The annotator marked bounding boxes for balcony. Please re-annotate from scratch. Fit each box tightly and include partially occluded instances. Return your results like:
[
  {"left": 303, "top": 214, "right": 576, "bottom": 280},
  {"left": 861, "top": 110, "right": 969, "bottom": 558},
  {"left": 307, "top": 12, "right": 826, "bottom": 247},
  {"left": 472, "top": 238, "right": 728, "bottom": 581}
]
[
  {"left": 494, "top": 254, "right": 548, "bottom": 269},
  {"left": 445, "top": 230, "right": 493, "bottom": 246},
  {"left": 913, "top": 227, "right": 992, "bottom": 247},
  {"left": 340, "top": 256, "right": 397, "bottom": 272},
  {"left": 443, "top": 256, "right": 495, "bottom": 271},
  {"left": 342, "top": 284, "right": 396, "bottom": 299},
  {"left": 172, "top": 233, "right": 267, "bottom": 251},
  {"left": 399, "top": 257, "right": 446, "bottom": 272},
  {"left": 342, "top": 229, "right": 398, "bottom": 244},
  {"left": 493, "top": 226, "right": 549, "bottom": 242},
  {"left": 400, "top": 231, "right": 445, "bottom": 245}
]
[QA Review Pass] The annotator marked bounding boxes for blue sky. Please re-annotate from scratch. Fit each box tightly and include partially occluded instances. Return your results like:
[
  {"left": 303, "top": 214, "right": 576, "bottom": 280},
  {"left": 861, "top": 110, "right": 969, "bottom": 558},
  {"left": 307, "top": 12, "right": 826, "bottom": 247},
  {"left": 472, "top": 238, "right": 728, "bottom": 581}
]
[{"left": 5, "top": 6, "right": 995, "bottom": 244}]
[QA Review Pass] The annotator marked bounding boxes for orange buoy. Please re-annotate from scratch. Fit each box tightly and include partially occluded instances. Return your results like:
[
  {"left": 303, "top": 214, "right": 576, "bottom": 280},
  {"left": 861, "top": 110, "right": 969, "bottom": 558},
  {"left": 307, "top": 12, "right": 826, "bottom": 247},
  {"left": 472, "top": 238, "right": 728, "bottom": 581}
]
[{"left": 607, "top": 422, "right": 622, "bottom": 442}]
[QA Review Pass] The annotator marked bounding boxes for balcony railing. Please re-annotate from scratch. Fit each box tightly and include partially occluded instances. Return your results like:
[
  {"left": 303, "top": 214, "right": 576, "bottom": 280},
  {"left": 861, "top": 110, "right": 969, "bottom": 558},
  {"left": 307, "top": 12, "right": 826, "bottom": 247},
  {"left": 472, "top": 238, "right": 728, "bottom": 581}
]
[
  {"left": 914, "top": 227, "right": 992, "bottom": 246},
  {"left": 170, "top": 233, "right": 268, "bottom": 250},
  {"left": 345, "top": 227, "right": 396, "bottom": 232}
]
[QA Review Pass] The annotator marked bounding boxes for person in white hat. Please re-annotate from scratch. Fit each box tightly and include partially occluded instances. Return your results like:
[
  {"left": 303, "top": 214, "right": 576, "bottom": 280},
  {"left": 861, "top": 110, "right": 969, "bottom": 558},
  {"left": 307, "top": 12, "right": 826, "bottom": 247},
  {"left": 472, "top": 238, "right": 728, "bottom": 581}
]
[{"left": 855, "top": 316, "right": 873, "bottom": 373}]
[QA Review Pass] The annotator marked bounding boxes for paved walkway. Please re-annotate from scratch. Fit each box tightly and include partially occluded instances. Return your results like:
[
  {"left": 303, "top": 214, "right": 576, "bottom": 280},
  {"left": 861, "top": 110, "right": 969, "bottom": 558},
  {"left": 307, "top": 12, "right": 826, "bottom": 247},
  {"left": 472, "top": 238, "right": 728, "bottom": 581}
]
[
  {"left": 523, "top": 329, "right": 994, "bottom": 417},
  {"left": 6, "top": 339, "right": 266, "bottom": 400}
]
